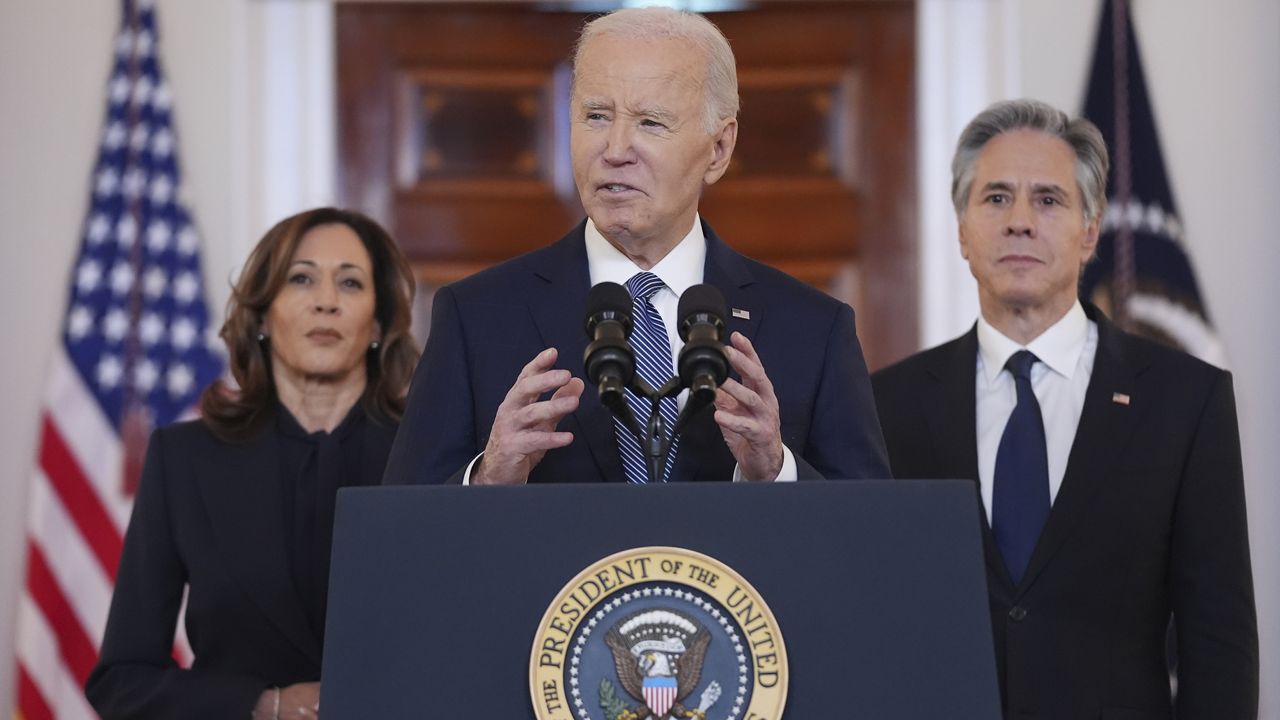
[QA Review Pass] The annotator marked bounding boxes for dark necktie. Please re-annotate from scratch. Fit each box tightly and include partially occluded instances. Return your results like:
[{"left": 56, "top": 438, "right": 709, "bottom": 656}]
[
  {"left": 992, "top": 350, "right": 1051, "bottom": 585},
  {"left": 615, "top": 272, "right": 679, "bottom": 483}
]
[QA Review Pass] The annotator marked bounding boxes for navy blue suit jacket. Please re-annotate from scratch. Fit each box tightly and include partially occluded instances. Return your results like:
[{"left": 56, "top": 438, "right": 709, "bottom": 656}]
[{"left": 383, "top": 220, "right": 889, "bottom": 485}]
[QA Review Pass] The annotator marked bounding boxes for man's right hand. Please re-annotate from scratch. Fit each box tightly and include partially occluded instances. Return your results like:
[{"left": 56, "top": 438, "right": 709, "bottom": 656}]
[{"left": 472, "top": 348, "right": 584, "bottom": 485}]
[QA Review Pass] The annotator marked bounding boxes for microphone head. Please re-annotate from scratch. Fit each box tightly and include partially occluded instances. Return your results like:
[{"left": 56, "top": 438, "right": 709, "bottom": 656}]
[
  {"left": 585, "top": 281, "right": 633, "bottom": 337},
  {"left": 677, "top": 283, "right": 727, "bottom": 341}
]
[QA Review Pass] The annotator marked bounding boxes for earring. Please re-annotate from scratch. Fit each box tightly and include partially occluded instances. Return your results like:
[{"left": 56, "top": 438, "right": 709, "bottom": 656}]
[
  {"left": 256, "top": 332, "right": 266, "bottom": 342},
  {"left": 369, "top": 340, "right": 380, "bottom": 351}
]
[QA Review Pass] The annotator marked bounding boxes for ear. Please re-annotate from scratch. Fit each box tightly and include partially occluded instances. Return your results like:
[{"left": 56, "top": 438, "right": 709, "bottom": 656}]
[
  {"left": 258, "top": 315, "right": 270, "bottom": 337},
  {"left": 372, "top": 319, "right": 384, "bottom": 344},
  {"left": 1081, "top": 212, "right": 1102, "bottom": 260},
  {"left": 957, "top": 216, "right": 971, "bottom": 261},
  {"left": 702, "top": 117, "right": 738, "bottom": 186}
]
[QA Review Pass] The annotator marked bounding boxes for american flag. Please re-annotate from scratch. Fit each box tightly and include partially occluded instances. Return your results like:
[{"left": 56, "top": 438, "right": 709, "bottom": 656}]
[{"left": 15, "top": 1, "right": 224, "bottom": 718}]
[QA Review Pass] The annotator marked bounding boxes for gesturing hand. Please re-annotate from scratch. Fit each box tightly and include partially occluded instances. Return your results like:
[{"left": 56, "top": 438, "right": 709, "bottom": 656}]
[
  {"left": 713, "top": 332, "right": 784, "bottom": 481},
  {"left": 253, "top": 682, "right": 321, "bottom": 719},
  {"left": 473, "top": 348, "right": 585, "bottom": 485}
]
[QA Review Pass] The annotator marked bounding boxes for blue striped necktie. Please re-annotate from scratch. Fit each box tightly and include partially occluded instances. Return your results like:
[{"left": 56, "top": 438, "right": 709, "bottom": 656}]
[
  {"left": 616, "top": 272, "right": 679, "bottom": 483},
  {"left": 992, "top": 350, "right": 1051, "bottom": 585}
]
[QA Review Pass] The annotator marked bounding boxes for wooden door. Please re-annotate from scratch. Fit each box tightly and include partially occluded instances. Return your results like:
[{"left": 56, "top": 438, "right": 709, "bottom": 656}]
[{"left": 337, "top": 1, "right": 916, "bottom": 368}]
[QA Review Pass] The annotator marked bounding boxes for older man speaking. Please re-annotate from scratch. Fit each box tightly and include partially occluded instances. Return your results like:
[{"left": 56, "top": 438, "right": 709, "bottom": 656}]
[{"left": 383, "top": 7, "right": 888, "bottom": 487}]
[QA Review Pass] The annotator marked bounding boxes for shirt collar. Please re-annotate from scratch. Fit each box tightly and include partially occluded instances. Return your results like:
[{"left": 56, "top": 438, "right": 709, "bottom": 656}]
[
  {"left": 584, "top": 216, "right": 706, "bottom": 296},
  {"left": 977, "top": 300, "right": 1089, "bottom": 382}
]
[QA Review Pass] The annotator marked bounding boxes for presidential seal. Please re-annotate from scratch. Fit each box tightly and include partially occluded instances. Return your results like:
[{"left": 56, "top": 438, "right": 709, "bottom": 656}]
[{"left": 530, "top": 547, "right": 787, "bottom": 720}]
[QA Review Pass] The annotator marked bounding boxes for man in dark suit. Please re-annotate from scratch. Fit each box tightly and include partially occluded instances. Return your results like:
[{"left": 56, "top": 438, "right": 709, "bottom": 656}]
[
  {"left": 872, "top": 99, "right": 1257, "bottom": 718},
  {"left": 383, "top": 7, "right": 888, "bottom": 487}
]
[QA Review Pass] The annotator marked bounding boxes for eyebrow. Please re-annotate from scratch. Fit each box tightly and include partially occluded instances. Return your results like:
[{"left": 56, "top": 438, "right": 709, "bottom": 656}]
[
  {"left": 289, "top": 259, "right": 369, "bottom": 273},
  {"left": 978, "top": 181, "right": 1070, "bottom": 197}
]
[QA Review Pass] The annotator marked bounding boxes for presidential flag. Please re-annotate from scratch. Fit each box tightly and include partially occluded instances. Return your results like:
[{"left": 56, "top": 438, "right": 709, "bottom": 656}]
[
  {"left": 1079, "top": 0, "right": 1227, "bottom": 367},
  {"left": 15, "top": 1, "right": 224, "bottom": 717}
]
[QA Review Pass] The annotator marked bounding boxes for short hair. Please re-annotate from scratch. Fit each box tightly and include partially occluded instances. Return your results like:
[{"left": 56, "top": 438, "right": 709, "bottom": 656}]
[
  {"left": 951, "top": 99, "right": 1110, "bottom": 225},
  {"left": 200, "top": 207, "right": 420, "bottom": 440},
  {"left": 572, "top": 7, "right": 739, "bottom": 134}
]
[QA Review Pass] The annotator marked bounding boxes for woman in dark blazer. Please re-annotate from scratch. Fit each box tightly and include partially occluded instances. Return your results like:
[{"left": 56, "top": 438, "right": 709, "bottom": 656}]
[{"left": 85, "top": 208, "right": 419, "bottom": 719}]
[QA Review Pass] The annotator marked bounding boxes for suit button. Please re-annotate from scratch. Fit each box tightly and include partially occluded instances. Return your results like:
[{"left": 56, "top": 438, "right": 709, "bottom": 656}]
[{"left": 1008, "top": 605, "right": 1028, "bottom": 622}]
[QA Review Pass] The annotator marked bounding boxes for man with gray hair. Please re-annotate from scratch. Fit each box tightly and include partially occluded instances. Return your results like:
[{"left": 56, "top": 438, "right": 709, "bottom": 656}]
[
  {"left": 873, "top": 99, "right": 1257, "bottom": 717},
  {"left": 384, "top": 7, "right": 888, "bottom": 487}
]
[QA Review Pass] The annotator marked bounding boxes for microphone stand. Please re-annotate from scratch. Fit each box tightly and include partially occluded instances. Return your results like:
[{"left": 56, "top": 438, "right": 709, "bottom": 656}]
[{"left": 633, "top": 377, "right": 683, "bottom": 485}]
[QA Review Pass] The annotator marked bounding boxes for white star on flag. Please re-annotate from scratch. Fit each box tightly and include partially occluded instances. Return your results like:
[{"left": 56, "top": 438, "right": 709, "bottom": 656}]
[
  {"left": 139, "top": 312, "right": 165, "bottom": 346},
  {"left": 171, "top": 317, "right": 197, "bottom": 350},
  {"left": 110, "top": 262, "right": 135, "bottom": 296},
  {"left": 172, "top": 271, "right": 199, "bottom": 304},
  {"left": 103, "top": 307, "right": 130, "bottom": 343},
  {"left": 143, "top": 267, "right": 168, "bottom": 298},
  {"left": 97, "top": 354, "right": 123, "bottom": 389},
  {"left": 166, "top": 363, "right": 194, "bottom": 397},
  {"left": 76, "top": 260, "right": 102, "bottom": 293},
  {"left": 66, "top": 305, "right": 95, "bottom": 340}
]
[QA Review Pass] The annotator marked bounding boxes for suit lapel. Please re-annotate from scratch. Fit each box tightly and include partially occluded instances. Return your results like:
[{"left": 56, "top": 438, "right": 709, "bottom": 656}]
[
  {"left": 196, "top": 421, "right": 321, "bottom": 662},
  {"left": 528, "top": 225, "right": 626, "bottom": 482},
  {"left": 1017, "top": 309, "right": 1145, "bottom": 594},
  {"left": 922, "top": 330, "right": 1012, "bottom": 589}
]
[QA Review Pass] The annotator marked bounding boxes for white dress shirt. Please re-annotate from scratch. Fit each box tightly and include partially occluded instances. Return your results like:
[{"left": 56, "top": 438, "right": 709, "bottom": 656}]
[
  {"left": 974, "top": 300, "right": 1098, "bottom": 522},
  {"left": 466, "top": 216, "right": 796, "bottom": 483}
]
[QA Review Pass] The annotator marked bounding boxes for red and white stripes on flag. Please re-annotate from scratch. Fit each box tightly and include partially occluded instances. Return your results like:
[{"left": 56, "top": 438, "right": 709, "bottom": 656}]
[{"left": 15, "top": 1, "right": 223, "bottom": 717}]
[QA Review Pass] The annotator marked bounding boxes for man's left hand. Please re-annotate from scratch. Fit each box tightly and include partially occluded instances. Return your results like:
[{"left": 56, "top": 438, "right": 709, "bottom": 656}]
[{"left": 713, "top": 331, "right": 784, "bottom": 481}]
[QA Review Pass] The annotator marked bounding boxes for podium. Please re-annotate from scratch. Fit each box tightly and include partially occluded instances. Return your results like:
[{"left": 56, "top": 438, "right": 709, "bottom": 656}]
[{"left": 320, "top": 481, "right": 1001, "bottom": 719}]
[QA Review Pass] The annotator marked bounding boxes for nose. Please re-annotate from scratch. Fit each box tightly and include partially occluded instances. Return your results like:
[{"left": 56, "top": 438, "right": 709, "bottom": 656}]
[
  {"left": 602, "top": 120, "right": 636, "bottom": 166},
  {"left": 313, "top": 279, "right": 339, "bottom": 314},
  {"left": 1004, "top": 198, "right": 1035, "bottom": 238}
]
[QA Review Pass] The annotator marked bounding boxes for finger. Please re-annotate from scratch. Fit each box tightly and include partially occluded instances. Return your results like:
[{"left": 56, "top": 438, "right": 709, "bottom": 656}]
[
  {"left": 509, "top": 429, "right": 575, "bottom": 454},
  {"left": 714, "top": 408, "right": 760, "bottom": 439},
  {"left": 517, "top": 393, "right": 581, "bottom": 428},
  {"left": 503, "top": 366, "right": 574, "bottom": 409},
  {"left": 726, "top": 334, "right": 776, "bottom": 402},
  {"left": 550, "top": 376, "right": 585, "bottom": 401},
  {"left": 715, "top": 377, "right": 764, "bottom": 416},
  {"left": 516, "top": 347, "right": 559, "bottom": 382}
]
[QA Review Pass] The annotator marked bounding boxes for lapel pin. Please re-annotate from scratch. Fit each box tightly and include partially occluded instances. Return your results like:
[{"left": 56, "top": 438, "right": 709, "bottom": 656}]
[
  {"left": 1112, "top": 392, "right": 1131, "bottom": 406},
  {"left": 732, "top": 308, "right": 750, "bottom": 320}
]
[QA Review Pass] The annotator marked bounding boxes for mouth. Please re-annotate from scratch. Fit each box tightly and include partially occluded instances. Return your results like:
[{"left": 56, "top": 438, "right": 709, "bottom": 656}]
[
  {"left": 598, "top": 182, "right": 640, "bottom": 195},
  {"left": 306, "top": 328, "right": 342, "bottom": 342},
  {"left": 999, "top": 254, "right": 1043, "bottom": 265}
]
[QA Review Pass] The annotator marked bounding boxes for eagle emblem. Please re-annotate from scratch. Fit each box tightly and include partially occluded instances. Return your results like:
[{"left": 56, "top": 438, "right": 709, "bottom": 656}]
[{"left": 604, "top": 609, "right": 721, "bottom": 720}]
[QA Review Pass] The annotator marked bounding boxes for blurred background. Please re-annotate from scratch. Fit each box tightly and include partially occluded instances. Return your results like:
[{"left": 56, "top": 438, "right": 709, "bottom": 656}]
[{"left": 1, "top": 0, "right": 1276, "bottom": 714}]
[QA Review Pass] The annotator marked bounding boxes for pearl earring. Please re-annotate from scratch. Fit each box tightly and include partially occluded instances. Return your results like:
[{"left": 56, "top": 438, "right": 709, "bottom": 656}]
[{"left": 370, "top": 340, "right": 380, "bottom": 351}]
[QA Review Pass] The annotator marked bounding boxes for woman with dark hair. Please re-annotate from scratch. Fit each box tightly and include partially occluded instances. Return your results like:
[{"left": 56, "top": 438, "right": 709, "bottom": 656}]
[{"left": 86, "top": 208, "right": 418, "bottom": 719}]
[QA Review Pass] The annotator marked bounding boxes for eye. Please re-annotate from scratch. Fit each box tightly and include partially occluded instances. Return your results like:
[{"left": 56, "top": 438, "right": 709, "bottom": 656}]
[
  {"left": 288, "top": 272, "right": 312, "bottom": 285},
  {"left": 984, "top": 193, "right": 1009, "bottom": 205},
  {"left": 640, "top": 118, "right": 667, "bottom": 129},
  {"left": 585, "top": 111, "right": 609, "bottom": 123},
  {"left": 340, "top": 277, "right": 365, "bottom": 290},
  {"left": 1039, "top": 196, "right": 1060, "bottom": 206}
]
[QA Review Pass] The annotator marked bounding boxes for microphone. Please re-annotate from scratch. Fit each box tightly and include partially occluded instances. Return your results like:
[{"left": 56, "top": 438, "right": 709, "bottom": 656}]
[
  {"left": 583, "top": 282, "right": 639, "bottom": 434},
  {"left": 677, "top": 284, "right": 729, "bottom": 409}
]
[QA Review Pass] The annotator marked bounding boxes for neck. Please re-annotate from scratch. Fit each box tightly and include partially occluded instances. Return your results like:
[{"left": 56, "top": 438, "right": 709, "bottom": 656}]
[
  {"left": 605, "top": 234, "right": 678, "bottom": 271},
  {"left": 979, "top": 294, "right": 1076, "bottom": 345},
  {"left": 273, "top": 368, "right": 366, "bottom": 433},
  {"left": 597, "top": 213, "right": 696, "bottom": 271}
]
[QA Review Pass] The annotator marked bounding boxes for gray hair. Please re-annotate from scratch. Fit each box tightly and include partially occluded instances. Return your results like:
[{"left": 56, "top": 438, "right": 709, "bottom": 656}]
[
  {"left": 573, "top": 7, "right": 739, "bottom": 134},
  {"left": 951, "top": 99, "right": 1109, "bottom": 224}
]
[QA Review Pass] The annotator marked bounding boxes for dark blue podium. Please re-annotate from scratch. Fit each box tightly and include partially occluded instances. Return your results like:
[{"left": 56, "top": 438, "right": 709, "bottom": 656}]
[{"left": 320, "top": 480, "right": 1000, "bottom": 719}]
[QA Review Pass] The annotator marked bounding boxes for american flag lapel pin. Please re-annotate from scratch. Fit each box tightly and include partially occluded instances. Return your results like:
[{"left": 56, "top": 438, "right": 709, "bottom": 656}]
[
  {"left": 732, "top": 308, "right": 750, "bottom": 320},
  {"left": 1112, "top": 392, "right": 1131, "bottom": 406}
]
